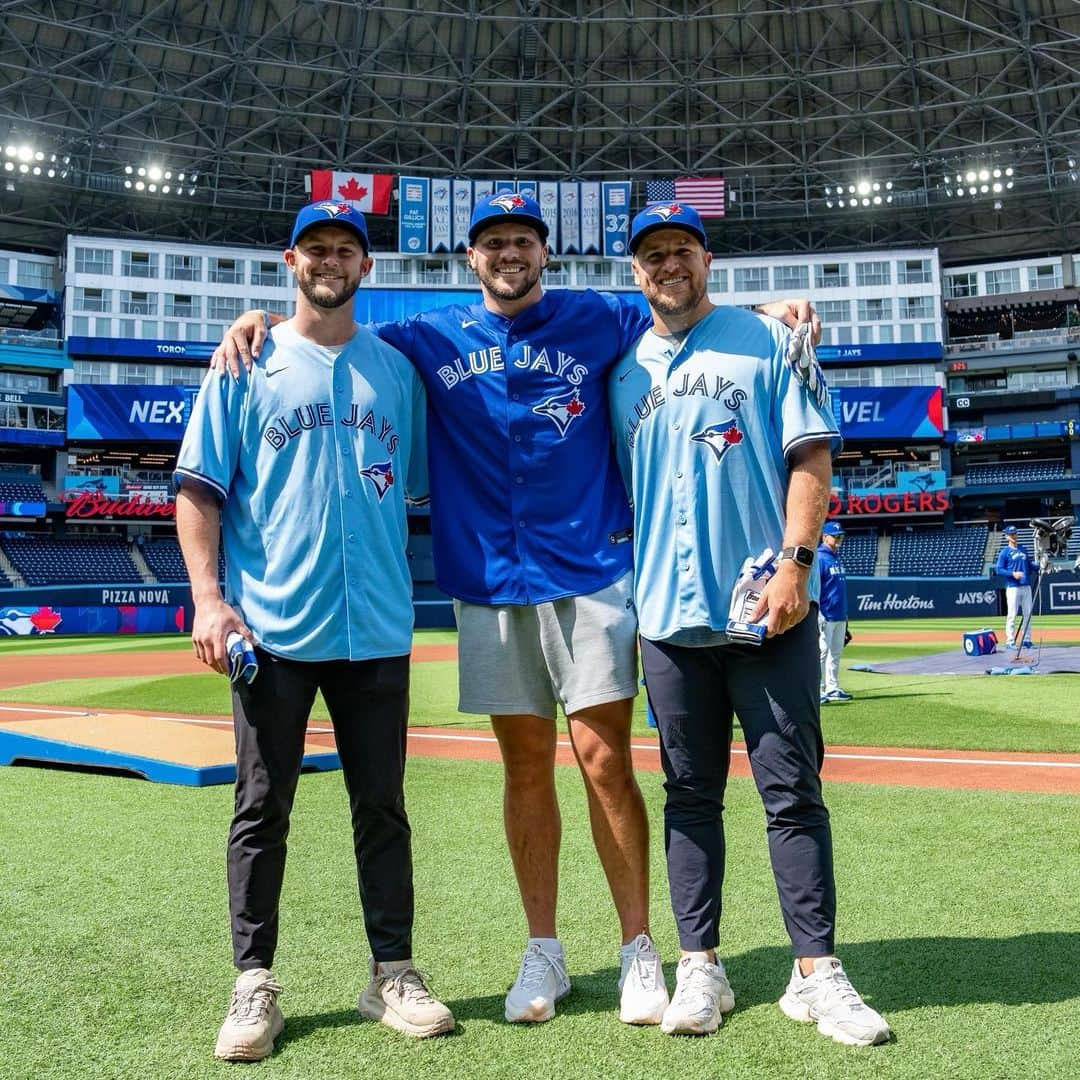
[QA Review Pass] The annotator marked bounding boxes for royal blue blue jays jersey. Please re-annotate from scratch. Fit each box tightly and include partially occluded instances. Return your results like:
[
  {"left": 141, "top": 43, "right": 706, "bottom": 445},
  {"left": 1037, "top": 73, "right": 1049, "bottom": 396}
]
[
  {"left": 995, "top": 544, "right": 1035, "bottom": 588},
  {"left": 817, "top": 542, "right": 848, "bottom": 621},
  {"left": 176, "top": 322, "right": 427, "bottom": 661},
  {"left": 375, "top": 291, "right": 650, "bottom": 604},
  {"left": 609, "top": 306, "right": 841, "bottom": 642}
]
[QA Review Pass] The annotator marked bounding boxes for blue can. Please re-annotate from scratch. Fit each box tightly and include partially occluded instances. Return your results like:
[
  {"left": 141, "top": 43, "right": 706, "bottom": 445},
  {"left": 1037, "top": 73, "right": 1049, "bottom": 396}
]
[{"left": 226, "top": 632, "right": 258, "bottom": 684}]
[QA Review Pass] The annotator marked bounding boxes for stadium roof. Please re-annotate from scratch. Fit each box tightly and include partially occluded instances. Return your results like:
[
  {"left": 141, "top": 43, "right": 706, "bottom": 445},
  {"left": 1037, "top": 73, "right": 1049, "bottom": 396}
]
[{"left": 1, "top": 1, "right": 1079, "bottom": 261}]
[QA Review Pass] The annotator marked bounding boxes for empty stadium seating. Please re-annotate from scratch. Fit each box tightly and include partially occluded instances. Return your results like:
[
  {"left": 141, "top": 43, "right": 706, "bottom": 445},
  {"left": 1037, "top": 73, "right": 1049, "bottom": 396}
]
[
  {"left": 837, "top": 531, "right": 877, "bottom": 575},
  {"left": 0, "top": 536, "right": 141, "bottom": 586},
  {"left": 888, "top": 525, "right": 989, "bottom": 576},
  {"left": 965, "top": 460, "right": 1065, "bottom": 485},
  {"left": 0, "top": 479, "right": 47, "bottom": 503},
  {"left": 140, "top": 538, "right": 224, "bottom": 582}
]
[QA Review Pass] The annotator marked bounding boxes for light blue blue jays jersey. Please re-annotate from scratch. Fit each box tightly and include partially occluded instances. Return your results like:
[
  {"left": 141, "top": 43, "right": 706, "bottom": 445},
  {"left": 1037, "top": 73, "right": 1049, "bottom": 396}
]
[
  {"left": 175, "top": 322, "right": 427, "bottom": 661},
  {"left": 609, "top": 306, "right": 841, "bottom": 643},
  {"left": 375, "top": 291, "right": 650, "bottom": 604},
  {"left": 817, "top": 542, "right": 848, "bottom": 621}
]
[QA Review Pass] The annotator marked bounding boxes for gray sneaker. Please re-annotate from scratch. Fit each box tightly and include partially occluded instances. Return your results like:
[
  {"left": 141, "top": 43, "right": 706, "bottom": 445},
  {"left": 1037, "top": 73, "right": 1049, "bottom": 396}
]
[
  {"left": 213, "top": 968, "right": 284, "bottom": 1061},
  {"left": 660, "top": 955, "right": 735, "bottom": 1036},
  {"left": 778, "top": 957, "right": 890, "bottom": 1046},
  {"left": 504, "top": 942, "right": 571, "bottom": 1023},
  {"left": 358, "top": 957, "right": 455, "bottom": 1038}
]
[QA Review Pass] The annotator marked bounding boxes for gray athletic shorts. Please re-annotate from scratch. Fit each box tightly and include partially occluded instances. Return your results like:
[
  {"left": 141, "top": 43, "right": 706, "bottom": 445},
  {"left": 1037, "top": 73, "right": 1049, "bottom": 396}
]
[{"left": 454, "top": 571, "right": 639, "bottom": 719}]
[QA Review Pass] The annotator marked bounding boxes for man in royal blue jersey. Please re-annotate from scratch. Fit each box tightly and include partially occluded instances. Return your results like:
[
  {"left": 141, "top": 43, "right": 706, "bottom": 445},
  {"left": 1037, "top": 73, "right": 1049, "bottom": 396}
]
[
  {"left": 817, "top": 521, "right": 852, "bottom": 702},
  {"left": 609, "top": 202, "right": 889, "bottom": 1046},
  {"left": 213, "top": 191, "right": 816, "bottom": 1026}
]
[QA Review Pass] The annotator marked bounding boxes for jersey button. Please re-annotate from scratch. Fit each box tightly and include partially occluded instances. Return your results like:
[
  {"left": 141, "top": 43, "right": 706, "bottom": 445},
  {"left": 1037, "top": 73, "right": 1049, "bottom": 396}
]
[
  {"left": 515, "top": 475, "right": 524, "bottom": 484},
  {"left": 675, "top": 470, "right": 683, "bottom": 478},
  {"left": 511, "top": 393, "right": 520, "bottom": 401},
  {"left": 342, "top": 446, "right": 350, "bottom": 456},
  {"left": 347, "top": 533, "right": 355, "bottom": 542},
  {"left": 673, "top": 423, "right": 681, "bottom": 431},
  {"left": 518, "top": 520, "right": 526, "bottom": 528},
  {"left": 682, "top": 563, "right": 690, "bottom": 572},
  {"left": 678, "top": 515, "right": 687, "bottom": 525},
  {"left": 514, "top": 434, "right": 522, "bottom": 443}
]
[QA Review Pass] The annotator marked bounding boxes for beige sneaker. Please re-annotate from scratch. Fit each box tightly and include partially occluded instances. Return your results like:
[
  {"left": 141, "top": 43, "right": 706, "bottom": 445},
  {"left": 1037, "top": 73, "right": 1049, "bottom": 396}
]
[
  {"left": 213, "top": 968, "right": 284, "bottom": 1061},
  {"left": 358, "top": 958, "right": 455, "bottom": 1038}
]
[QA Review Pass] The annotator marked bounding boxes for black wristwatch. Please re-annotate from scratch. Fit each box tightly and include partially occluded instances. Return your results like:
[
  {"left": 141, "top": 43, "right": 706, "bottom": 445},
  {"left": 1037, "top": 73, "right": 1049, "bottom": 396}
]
[{"left": 778, "top": 545, "right": 816, "bottom": 568}]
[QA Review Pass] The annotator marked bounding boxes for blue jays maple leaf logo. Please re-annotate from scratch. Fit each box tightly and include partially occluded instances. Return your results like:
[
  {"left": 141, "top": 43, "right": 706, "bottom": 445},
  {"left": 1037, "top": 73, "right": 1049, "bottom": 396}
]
[
  {"left": 646, "top": 202, "right": 683, "bottom": 221},
  {"left": 314, "top": 201, "right": 354, "bottom": 218},
  {"left": 491, "top": 193, "right": 526, "bottom": 213},
  {"left": 532, "top": 389, "right": 586, "bottom": 435},
  {"left": 360, "top": 460, "right": 394, "bottom": 500},
  {"left": 691, "top": 418, "right": 744, "bottom": 463}
]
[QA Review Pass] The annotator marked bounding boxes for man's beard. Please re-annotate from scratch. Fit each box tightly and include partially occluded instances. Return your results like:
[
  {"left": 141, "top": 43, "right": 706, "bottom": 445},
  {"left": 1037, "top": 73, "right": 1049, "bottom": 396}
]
[
  {"left": 475, "top": 263, "right": 542, "bottom": 302},
  {"left": 297, "top": 271, "right": 360, "bottom": 310},
  {"left": 647, "top": 280, "right": 707, "bottom": 318}
]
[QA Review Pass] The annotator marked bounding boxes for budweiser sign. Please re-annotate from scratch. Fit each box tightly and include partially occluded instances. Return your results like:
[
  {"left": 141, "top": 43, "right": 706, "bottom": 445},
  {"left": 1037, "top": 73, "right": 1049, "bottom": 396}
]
[{"left": 64, "top": 491, "right": 176, "bottom": 519}]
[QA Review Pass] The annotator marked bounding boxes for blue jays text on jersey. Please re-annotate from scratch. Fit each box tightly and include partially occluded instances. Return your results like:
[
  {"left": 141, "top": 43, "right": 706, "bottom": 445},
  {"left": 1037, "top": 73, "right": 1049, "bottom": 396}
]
[
  {"left": 175, "top": 322, "right": 427, "bottom": 661},
  {"left": 817, "top": 542, "right": 848, "bottom": 622},
  {"left": 375, "top": 290, "right": 651, "bottom": 605},
  {"left": 609, "top": 307, "right": 842, "bottom": 643}
]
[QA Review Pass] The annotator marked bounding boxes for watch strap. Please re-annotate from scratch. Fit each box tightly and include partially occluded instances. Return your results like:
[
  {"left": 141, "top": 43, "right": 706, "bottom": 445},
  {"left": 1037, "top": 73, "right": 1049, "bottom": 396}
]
[{"left": 778, "top": 545, "right": 815, "bottom": 568}]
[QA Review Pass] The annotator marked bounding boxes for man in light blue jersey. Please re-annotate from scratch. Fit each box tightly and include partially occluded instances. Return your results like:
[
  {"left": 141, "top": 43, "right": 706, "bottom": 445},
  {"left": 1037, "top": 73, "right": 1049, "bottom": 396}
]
[
  {"left": 609, "top": 203, "right": 890, "bottom": 1046},
  {"left": 213, "top": 192, "right": 817, "bottom": 1027},
  {"left": 177, "top": 202, "right": 452, "bottom": 1061}
]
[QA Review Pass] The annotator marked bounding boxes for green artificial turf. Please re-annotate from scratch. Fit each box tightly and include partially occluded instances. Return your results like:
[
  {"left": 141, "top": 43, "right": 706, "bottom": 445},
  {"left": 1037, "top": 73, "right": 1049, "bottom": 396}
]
[
  {"left": 2, "top": 621, "right": 1080, "bottom": 752},
  {"left": 1, "top": 757, "right": 1077, "bottom": 1080}
]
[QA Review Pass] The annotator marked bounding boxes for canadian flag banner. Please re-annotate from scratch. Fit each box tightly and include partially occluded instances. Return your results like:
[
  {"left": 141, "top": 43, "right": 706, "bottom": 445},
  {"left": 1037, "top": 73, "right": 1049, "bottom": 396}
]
[{"left": 309, "top": 170, "right": 393, "bottom": 214}]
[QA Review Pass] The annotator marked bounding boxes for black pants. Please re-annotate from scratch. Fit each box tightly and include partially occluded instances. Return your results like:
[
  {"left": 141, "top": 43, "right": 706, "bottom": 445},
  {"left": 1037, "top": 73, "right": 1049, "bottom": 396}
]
[
  {"left": 640, "top": 610, "right": 836, "bottom": 957},
  {"left": 228, "top": 650, "right": 414, "bottom": 971}
]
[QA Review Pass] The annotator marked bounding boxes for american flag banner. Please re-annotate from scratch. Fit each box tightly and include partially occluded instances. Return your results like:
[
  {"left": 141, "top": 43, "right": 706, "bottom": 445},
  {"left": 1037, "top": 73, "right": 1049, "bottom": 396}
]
[{"left": 644, "top": 177, "right": 726, "bottom": 218}]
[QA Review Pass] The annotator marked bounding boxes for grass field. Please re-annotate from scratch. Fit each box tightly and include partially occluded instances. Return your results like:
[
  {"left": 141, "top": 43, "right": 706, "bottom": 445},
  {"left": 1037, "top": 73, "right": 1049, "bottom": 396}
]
[{"left": 1, "top": 620, "right": 1078, "bottom": 1079}]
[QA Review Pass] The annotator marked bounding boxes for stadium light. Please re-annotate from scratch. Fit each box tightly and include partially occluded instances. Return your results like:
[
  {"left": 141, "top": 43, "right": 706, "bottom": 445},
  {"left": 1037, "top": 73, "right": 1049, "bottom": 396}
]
[
  {"left": 124, "top": 162, "right": 199, "bottom": 197},
  {"left": 944, "top": 162, "right": 1016, "bottom": 199},
  {"left": 3, "top": 140, "right": 71, "bottom": 181},
  {"left": 823, "top": 177, "right": 893, "bottom": 209}
]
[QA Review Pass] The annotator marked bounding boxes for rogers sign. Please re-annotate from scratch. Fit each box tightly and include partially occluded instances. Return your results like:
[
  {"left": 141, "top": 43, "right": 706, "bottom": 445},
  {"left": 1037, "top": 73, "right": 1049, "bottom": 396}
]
[
  {"left": 829, "top": 491, "right": 949, "bottom": 517},
  {"left": 64, "top": 491, "right": 176, "bottom": 519}
]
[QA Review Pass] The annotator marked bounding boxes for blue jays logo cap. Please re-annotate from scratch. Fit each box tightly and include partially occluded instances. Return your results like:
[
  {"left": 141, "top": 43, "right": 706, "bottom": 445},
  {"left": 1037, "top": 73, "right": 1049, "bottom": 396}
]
[
  {"left": 629, "top": 201, "right": 708, "bottom": 254},
  {"left": 1003, "top": 525, "right": 1018, "bottom": 535},
  {"left": 822, "top": 521, "right": 846, "bottom": 536},
  {"left": 290, "top": 201, "right": 370, "bottom": 253},
  {"left": 468, "top": 191, "right": 549, "bottom": 244}
]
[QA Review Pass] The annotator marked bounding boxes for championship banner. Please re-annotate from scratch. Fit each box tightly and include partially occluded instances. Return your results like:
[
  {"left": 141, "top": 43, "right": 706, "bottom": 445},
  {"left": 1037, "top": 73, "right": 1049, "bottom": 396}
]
[
  {"left": 309, "top": 171, "right": 392, "bottom": 214},
  {"left": 451, "top": 179, "right": 473, "bottom": 252},
  {"left": 580, "top": 181, "right": 601, "bottom": 254},
  {"left": 397, "top": 176, "right": 430, "bottom": 254},
  {"left": 66, "top": 385, "right": 197, "bottom": 443},
  {"left": 472, "top": 179, "right": 494, "bottom": 203},
  {"left": 494, "top": 179, "right": 517, "bottom": 193},
  {"left": 516, "top": 180, "right": 538, "bottom": 200},
  {"left": 430, "top": 179, "right": 452, "bottom": 253},
  {"left": 537, "top": 182, "right": 560, "bottom": 252},
  {"left": 601, "top": 181, "right": 631, "bottom": 257},
  {"left": 559, "top": 182, "right": 581, "bottom": 254},
  {"left": 830, "top": 386, "right": 944, "bottom": 440}
]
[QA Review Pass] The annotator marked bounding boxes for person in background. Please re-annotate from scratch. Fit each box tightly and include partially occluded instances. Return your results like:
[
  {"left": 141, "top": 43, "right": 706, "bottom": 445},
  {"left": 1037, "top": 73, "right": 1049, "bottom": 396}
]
[
  {"left": 817, "top": 521, "right": 851, "bottom": 703},
  {"left": 995, "top": 525, "right": 1035, "bottom": 648}
]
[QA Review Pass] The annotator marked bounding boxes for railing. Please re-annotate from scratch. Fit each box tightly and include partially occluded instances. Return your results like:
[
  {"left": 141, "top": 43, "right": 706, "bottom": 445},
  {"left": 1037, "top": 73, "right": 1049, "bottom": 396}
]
[{"left": 945, "top": 326, "right": 1080, "bottom": 355}]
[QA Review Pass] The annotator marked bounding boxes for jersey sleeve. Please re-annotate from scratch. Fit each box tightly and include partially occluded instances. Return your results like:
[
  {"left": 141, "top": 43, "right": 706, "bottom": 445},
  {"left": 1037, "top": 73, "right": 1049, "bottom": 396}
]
[
  {"left": 608, "top": 292, "right": 653, "bottom": 355},
  {"left": 174, "top": 367, "right": 249, "bottom": 500},
  {"left": 404, "top": 367, "right": 430, "bottom": 506},
  {"left": 371, "top": 318, "right": 416, "bottom": 358},
  {"left": 766, "top": 319, "right": 842, "bottom": 461}
]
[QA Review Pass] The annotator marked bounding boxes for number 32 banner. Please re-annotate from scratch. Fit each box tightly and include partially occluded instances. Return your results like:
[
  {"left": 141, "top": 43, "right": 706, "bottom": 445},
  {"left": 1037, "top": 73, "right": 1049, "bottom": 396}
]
[{"left": 602, "top": 182, "right": 631, "bottom": 257}]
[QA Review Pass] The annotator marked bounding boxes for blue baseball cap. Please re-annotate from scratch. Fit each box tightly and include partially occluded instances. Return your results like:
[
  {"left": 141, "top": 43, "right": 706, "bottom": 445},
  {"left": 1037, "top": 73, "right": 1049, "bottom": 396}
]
[
  {"left": 1003, "top": 525, "right": 1018, "bottom": 535},
  {"left": 629, "top": 201, "right": 708, "bottom": 254},
  {"left": 823, "top": 521, "right": 846, "bottom": 536},
  {"left": 468, "top": 191, "right": 549, "bottom": 244},
  {"left": 290, "top": 201, "right": 370, "bottom": 252}
]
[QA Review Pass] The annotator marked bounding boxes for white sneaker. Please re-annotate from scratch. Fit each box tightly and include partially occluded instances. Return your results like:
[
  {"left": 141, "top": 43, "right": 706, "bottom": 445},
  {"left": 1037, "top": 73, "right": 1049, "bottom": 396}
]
[
  {"left": 660, "top": 955, "right": 735, "bottom": 1036},
  {"left": 618, "top": 933, "right": 669, "bottom": 1025},
  {"left": 504, "top": 942, "right": 571, "bottom": 1023},
  {"left": 778, "top": 957, "right": 890, "bottom": 1046},
  {"left": 357, "top": 957, "right": 455, "bottom": 1038},
  {"left": 213, "top": 968, "right": 284, "bottom": 1061}
]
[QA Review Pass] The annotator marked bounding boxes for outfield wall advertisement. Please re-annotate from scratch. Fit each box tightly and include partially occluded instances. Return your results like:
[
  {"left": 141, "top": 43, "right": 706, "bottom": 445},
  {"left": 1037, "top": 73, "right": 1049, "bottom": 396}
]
[{"left": 845, "top": 577, "right": 998, "bottom": 619}]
